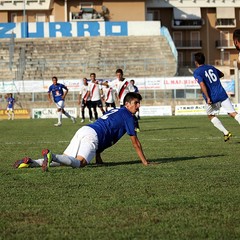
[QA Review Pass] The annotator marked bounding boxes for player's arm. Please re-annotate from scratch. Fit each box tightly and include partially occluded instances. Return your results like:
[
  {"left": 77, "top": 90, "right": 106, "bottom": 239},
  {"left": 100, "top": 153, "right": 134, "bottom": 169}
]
[
  {"left": 78, "top": 92, "right": 82, "bottom": 105},
  {"left": 62, "top": 87, "right": 68, "bottom": 100},
  {"left": 130, "top": 135, "right": 148, "bottom": 166},
  {"left": 199, "top": 81, "right": 212, "bottom": 104},
  {"left": 47, "top": 92, "right": 52, "bottom": 103},
  {"left": 84, "top": 91, "right": 90, "bottom": 103}
]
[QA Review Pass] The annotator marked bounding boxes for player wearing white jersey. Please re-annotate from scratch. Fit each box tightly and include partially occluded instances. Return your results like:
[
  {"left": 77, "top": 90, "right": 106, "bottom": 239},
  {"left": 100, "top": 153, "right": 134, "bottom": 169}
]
[
  {"left": 85, "top": 73, "right": 105, "bottom": 120},
  {"left": 102, "top": 81, "right": 117, "bottom": 111},
  {"left": 108, "top": 69, "right": 135, "bottom": 107},
  {"left": 194, "top": 52, "right": 240, "bottom": 142},
  {"left": 78, "top": 77, "right": 93, "bottom": 123}
]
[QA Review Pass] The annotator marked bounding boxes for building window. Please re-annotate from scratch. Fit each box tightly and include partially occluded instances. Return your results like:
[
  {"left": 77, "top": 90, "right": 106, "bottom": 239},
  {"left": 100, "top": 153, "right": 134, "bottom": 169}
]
[
  {"left": 190, "top": 31, "right": 200, "bottom": 47},
  {"left": 173, "top": 31, "right": 182, "bottom": 47}
]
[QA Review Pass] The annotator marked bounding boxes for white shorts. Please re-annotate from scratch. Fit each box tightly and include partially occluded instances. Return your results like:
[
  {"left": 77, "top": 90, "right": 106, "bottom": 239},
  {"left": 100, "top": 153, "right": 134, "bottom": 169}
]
[
  {"left": 7, "top": 108, "right": 13, "bottom": 111},
  {"left": 206, "top": 98, "right": 236, "bottom": 115},
  {"left": 63, "top": 126, "right": 98, "bottom": 164},
  {"left": 55, "top": 100, "right": 64, "bottom": 109}
]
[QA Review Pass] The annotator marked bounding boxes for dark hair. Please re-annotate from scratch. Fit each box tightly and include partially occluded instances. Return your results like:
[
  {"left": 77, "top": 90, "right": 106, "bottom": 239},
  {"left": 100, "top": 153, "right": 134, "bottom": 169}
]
[
  {"left": 123, "top": 92, "right": 142, "bottom": 105},
  {"left": 130, "top": 79, "right": 135, "bottom": 84},
  {"left": 116, "top": 69, "right": 123, "bottom": 75},
  {"left": 194, "top": 52, "right": 205, "bottom": 65},
  {"left": 90, "top": 73, "right": 96, "bottom": 77},
  {"left": 233, "top": 29, "right": 240, "bottom": 41},
  {"left": 52, "top": 76, "right": 58, "bottom": 81}
]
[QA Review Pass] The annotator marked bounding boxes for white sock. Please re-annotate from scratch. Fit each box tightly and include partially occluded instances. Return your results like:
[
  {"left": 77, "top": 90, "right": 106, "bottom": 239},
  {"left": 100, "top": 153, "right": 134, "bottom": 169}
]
[
  {"left": 53, "top": 154, "right": 81, "bottom": 168},
  {"left": 234, "top": 113, "right": 240, "bottom": 124},
  {"left": 29, "top": 159, "right": 61, "bottom": 167},
  {"left": 58, "top": 112, "right": 62, "bottom": 123},
  {"left": 211, "top": 117, "right": 228, "bottom": 135}
]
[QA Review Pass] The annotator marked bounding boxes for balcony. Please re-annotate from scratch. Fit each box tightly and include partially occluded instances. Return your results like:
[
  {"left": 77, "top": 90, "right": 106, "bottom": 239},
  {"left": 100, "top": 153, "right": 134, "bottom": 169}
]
[
  {"left": 172, "top": 19, "right": 204, "bottom": 29},
  {"left": 215, "top": 19, "right": 236, "bottom": 29},
  {"left": 215, "top": 40, "right": 236, "bottom": 49},
  {"left": 175, "top": 40, "right": 202, "bottom": 50}
]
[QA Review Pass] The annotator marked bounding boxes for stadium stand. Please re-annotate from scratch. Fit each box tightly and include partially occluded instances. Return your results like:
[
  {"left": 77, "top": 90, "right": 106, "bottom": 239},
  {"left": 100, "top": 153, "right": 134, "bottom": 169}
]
[{"left": 0, "top": 35, "right": 177, "bottom": 81}]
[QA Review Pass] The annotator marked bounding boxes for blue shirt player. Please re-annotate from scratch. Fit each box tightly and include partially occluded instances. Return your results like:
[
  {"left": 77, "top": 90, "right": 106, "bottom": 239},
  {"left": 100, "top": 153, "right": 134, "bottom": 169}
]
[
  {"left": 48, "top": 76, "right": 76, "bottom": 127},
  {"left": 14, "top": 92, "right": 149, "bottom": 171},
  {"left": 6, "top": 93, "right": 15, "bottom": 120},
  {"left": 193, "top": 52, "right": 240, "bottom": 142}
]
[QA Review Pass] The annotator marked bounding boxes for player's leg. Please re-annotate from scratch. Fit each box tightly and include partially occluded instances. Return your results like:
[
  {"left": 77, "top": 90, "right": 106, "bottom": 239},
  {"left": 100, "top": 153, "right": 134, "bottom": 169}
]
[
  {"left": 207, "top": 103, "right": 231, "bottom": 141},
  {"left": 92, "top": 101, "right": 98, "bottom": 120},
  {"left": 11, "top": 110, "right": 14, "bottom": 120},
  {"left": 59, "top": 100, "right": 76, "bottom": 123},
  {"left": 13, "top": 157, "right": 60, "bottom": 168},
  {"left": 81, "top": 101, "right": 86, "bottom": 122},
  {"left": 105, "top": 102, "right": 109, "bottom": 112},
  {"left": 55, "top": 101, "right": 63, "bottom": 126},
  {"left": 98, "top": 100, "right": 105, "bottom": 115},
  {"left": 112, "top": 102, "right": 116, "bottom": 109},
  {"left": 44, "top": 127, "right": 98, "bottom": 170},
  {"left": 221, "top": 98, "right": 240, "bottom": 124},
  {"left": 7, "top": 108, "right": 11, "bottom": 120},
  {"left": 87, "top": 101, "right": 93, "bottom": 122}
]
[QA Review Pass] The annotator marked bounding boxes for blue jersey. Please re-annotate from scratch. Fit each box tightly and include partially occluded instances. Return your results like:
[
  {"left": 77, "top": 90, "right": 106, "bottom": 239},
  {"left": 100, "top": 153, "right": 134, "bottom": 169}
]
[
  {"left": 133, "top": 85, "right": 139, "bottom": 93},
  {"left": 194, "top": 64, "right": 228, "bottom": 104},
  {"left": 89, "top": 107, "right": 137, "bottom": 152},
  {"left": 48, "top": 83, "right": 68, "bottom": 103},
  {"left": 7, "top": 97, "right": 15, "bottom": 108}
]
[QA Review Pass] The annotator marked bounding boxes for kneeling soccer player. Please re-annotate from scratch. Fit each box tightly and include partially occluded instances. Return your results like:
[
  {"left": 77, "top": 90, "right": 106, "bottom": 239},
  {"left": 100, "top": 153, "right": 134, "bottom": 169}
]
[{"left": 14, "top": 92, "right": 149, "bottom": 171}]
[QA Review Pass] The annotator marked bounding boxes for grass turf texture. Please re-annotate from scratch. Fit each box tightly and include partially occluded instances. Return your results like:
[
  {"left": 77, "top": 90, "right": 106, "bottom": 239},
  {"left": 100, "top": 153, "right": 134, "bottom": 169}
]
[{"left": 0, "top": 116, "right": 240, "bottom": 240}]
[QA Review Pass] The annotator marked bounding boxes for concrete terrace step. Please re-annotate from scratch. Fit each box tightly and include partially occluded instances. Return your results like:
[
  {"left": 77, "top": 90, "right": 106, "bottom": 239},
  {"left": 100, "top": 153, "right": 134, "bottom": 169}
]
[{"left": 0, "top": 36, "right": 177, "bottom": 81}]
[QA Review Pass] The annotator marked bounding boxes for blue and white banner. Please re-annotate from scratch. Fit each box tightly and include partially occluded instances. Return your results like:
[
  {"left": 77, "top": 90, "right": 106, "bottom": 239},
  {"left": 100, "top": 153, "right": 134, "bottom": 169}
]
[{"left": 0, "top": 21, "right": 161, "bottom": 39}]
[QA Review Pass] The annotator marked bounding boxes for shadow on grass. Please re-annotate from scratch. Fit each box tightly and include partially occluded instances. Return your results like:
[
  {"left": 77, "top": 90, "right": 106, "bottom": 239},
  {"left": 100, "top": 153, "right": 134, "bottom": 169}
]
[
  {"left": 89, "top": 154, "right": 225, "bottom": 167},
  {"left": 141, "top": 126, "right": 197, "bottom": 132}
]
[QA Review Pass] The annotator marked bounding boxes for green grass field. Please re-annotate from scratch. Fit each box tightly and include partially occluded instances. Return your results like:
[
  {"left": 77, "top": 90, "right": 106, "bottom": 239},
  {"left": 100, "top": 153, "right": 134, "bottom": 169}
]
[{"left": 1, "top": 116, "right": 240, "bottom": 240}]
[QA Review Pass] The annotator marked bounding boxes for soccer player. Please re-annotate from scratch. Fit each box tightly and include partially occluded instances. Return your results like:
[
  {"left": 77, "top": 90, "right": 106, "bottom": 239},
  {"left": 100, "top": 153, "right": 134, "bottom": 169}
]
[
  {"left": 102, "top": 81, "right": 117, "bottom": 112},
  {"left": 6, "top": 93, "right": 15, "bottom": 120},
  {"left": 78, "top": 77, "right": 93, "bottom": 123},
  {"left": 109, "top": 69, "right": 135, "bottom": 107},
  {"left": 193, "top": 52, "right": 240, "bottom": 141},
  {"left": 85, "top": 73, "right": 105, "bottom": 120},
  {"left": 14, "top": 92, "right": 149, "bottom": 171},
  {"left": 130, "top": 79, "right": 140, "bottom": 120},
  {"left": 233, "top": 29, "right": 240, "bottom": 51},
  {"left": 48, "top": 76, "right": 76, "bottom": 127}
]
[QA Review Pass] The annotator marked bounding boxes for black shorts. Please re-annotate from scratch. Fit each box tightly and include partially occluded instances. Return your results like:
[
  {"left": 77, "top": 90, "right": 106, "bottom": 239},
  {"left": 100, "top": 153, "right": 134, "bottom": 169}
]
[
  {"left": 91, "top": 100, "right": 103, "bottom": 108},
  {"left": 81, "top": 99, "right": 91, "bottom": 108},
  {"left": 105, "top": 102, "right": 116, "bottom": 108}
]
